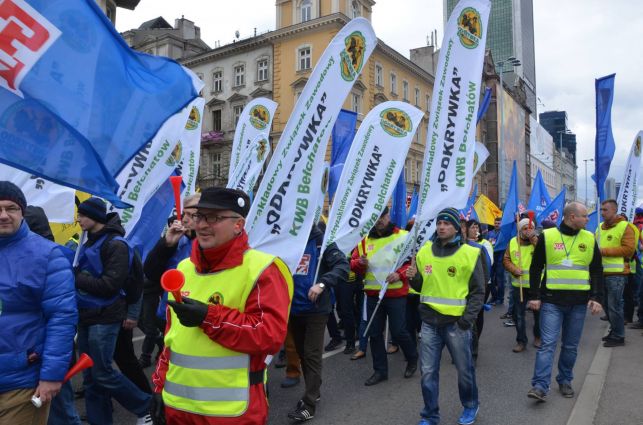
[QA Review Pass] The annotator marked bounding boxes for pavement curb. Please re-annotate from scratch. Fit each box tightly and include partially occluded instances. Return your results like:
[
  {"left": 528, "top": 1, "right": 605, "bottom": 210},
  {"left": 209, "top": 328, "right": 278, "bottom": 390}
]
[{"left": 566, "top": 325, "right": 611, "bottom": 425}]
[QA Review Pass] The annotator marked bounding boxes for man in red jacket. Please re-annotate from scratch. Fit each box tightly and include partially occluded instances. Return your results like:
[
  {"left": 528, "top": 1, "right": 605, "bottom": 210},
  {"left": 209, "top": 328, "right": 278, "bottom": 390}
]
[
  {"left": 150, "top": 188, "right": 293, "bottom": 425},
  {"left": 350, "top": 207, "right": 418, "bottom": 386}
]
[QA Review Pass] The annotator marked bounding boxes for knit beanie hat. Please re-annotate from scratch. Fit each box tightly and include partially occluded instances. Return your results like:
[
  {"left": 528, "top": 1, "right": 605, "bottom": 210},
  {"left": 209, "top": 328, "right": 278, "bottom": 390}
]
[
  {"left": 77, "top": 197, "right": 107, "bottom": 224},
  {"left": 518, "top": 218, "right": 532, "bottom": 231},
  {"left": 0, "top": 181, "right": 27, "bottom": 212},
  {"left": 436, "top": 207, "right": 461, "bottom": 232}
]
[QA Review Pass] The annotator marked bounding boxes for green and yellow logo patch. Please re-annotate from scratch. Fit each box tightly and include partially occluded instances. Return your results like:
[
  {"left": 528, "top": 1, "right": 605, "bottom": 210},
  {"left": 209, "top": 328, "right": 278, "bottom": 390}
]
[
  {"left": 457, "top": 7, "right": 483, "bottom": 49},
  {"left": 256, "top": 139, "right": 268, "bottom": 161},
  {"left": 185, "top": 106, "right": 201, "bottom": 130},
  {"left": 340, "top": 31, "right": 366, "bottom": 82},
  {"left": 447, "top": 266, "right": 457, "bottom": 277},
  {"left": 208, "top": 292, "right": 225, "bottom": 305},
  {"left": 380, "top": 108, "right": 412, "bottom": 138},
  {"left": 249, "top": 105, "right": 270, "bottom": 130},
  {"left": 165, "top": 142, "right": 182, "bottom": 167}
]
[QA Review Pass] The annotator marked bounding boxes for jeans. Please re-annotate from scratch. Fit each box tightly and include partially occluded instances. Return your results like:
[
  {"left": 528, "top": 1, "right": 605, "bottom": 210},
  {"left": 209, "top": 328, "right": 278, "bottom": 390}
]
[
  {"left": 366, "top": 296, "right": 418, "bottom": 376},
  {"left": 335, "top": 279, "right": 364, "bottom": 345},
  {"left": 491, "top": 252, "right": 506, "bottom": 303},
  {"left": 289, "top": 314, "right": 328, "bottom": 411},
  {"left": 512, "top": 288, "right": 541, "bottom": 345},
  {"left": 419, "top": 322, "right": 478, "bottom": 423},
  {"left": 531, "top": 302, "right": 587, "bottom": 392},
  {"left": 604, "top": 275, "right": 626, "bottom": 338},
  {"left": 624, "top": 273, "right": 636, "bottom": 323},
  {"left": 48, "top": 381, "right": 81, "bottom": 425},
  {"left": 78, "top": 323, "right": 151, "bottom": 425}
]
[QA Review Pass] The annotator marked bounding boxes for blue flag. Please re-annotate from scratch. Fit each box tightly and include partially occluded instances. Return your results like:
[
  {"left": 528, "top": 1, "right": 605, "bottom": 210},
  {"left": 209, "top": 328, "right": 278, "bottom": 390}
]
[
  {"left": 408, "top": 187, "right": 419, "bottom": 219},
  {"left": 460, "top": 184, "right": 479, "bottom": 221},
  {"left": 528, "top": 170, "right": 551, "bottom": 217},
  {"left": 592, "top": 74, "right": 616, "bottom": 203},
  {"left": 0, "top": 0, "right": 198, "bottom": 205},
  {"left": 537, "top": 187, "right": 566, "bottom": 226},
  {"left": 587, "top": 210, "right": 599, "bottom": 233},
  {"left": 328, "top": 109, "right": 357, "bottom": 201},
  {"left": 495, "top": 161, "right": 520, "bottom": 252},
  {"left": 476, "top": 87, "right": 492, "bottom": 124},
  {"left": 390, "top": 169, "right": 407, "bottom": 228}
]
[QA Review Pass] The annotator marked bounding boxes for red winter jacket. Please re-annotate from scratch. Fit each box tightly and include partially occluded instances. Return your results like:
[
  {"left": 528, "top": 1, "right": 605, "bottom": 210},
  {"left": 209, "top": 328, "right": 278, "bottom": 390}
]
[{"left": 152, "top": 231, "right": 291, "bottom": 425}]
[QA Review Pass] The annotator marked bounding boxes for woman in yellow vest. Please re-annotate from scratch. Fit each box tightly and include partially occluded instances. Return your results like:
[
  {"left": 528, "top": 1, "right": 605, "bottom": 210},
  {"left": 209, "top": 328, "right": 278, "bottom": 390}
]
[
  {"left": 151, "top": 188, "right": 293, "bottom": 425},
  {"left": 503, "top": 218, "right": 540, "bottom": 353},
  {"left": 596, "top": 200, "right": 635, "bottom": 347},
  {"left": 407, "top": 207, "right": 485, "bottom": 425}
]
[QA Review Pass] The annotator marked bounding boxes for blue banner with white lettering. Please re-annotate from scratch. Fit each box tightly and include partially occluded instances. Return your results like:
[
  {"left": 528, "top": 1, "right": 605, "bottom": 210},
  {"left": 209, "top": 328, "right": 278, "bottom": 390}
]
[
  {"left": 592, "top": 74, "right": 616, "bottom": 203},
  {"left": 328, "top": 109, "right": 357, "bottom": 201},
  {"left": 390, "top": 169, "right": 407, "bottom": 228},
  {"left": 0, "top": 0, "right": 198, "bottom": 206},
  {"left": 528, "top": 170, "right": 551, "bottom": 217},
  {"left": 537, "top": 187, "right": 565, "bottom": 226},
  {"left": 495, "top": 161, "right": 519, "bottom": 252},
  {"left": 408, "top": 188, "right": 418, "bottom": 219}
]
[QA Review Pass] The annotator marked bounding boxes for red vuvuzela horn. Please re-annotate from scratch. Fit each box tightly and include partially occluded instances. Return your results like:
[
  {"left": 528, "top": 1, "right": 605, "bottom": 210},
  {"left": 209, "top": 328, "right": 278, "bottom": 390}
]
[
  {"left": 161, "top": 269, "right": 185, "bottom": 303},
  {"left": 32, "top": 354, "right": 94, "bottom": 408},
  {"left": 528, "top": 210, "right": 535, "bottom": 227},
  {"left": 169, "top": 176, "right": 183, "bottom": 222}
]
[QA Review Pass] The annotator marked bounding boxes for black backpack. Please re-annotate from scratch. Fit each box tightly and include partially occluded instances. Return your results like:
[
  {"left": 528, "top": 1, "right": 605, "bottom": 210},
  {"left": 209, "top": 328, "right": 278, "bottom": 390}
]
[{"left": 102, "top": 235, "right": 144, "bottom": 305}]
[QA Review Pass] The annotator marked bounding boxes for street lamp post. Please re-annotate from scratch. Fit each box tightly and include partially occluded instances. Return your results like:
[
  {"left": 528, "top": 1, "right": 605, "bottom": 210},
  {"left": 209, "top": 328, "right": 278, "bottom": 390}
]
[
  {"left": 497, "top": 56, "right": 521, "bottom": 205},
  {"left": 583, "top": 158, "right": 594, "bottom": 204}
]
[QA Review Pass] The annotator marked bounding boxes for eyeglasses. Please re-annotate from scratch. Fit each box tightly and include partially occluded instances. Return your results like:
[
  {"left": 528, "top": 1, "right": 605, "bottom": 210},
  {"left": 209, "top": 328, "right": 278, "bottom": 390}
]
[
  {"left": 0, "top": 206, "right": 21, "bottom": 215},
  {"left": 191, "top": 212, "right": 242, "bottom": 224}
]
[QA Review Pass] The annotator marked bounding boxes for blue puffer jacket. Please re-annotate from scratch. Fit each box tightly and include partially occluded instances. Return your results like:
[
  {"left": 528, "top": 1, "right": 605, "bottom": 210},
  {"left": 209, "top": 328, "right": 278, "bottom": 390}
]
[{"left": 0, "top": 221, "right": 78, "bottom": 392}]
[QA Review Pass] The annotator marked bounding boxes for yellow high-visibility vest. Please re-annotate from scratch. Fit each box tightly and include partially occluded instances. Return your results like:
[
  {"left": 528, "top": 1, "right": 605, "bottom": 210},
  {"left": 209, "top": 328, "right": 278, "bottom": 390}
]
[
  {"left": 163, "top": 250, "right": 293, "bottom": 417},
  {"left": 596, "top": 221, "right": 628, "bottom": 273},
  {"left": 359, "top": 231, "right": 408, "bottom": 291},
  {"left": 509, "top": 237, "right": 534, "bottom": 288},
  {"left": 416, "top": 241, "right": 480, "bottom": 316},
  {"left": 627, "top": 222, "right": 639, "bottom": 274},
  {"left": 544, "top": 228, "right": 594, "bottom": 290}
]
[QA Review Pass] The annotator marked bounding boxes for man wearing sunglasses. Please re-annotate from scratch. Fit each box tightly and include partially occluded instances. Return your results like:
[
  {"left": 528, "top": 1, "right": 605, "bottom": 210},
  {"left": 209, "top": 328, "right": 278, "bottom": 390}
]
[{"left": 151, "top": 187, "right": 293, "bottom": 425}]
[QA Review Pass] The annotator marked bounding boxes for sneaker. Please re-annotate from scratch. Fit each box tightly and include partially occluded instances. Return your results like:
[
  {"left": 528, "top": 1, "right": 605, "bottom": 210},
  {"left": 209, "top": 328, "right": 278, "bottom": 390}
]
[
  {"left": 280, "top": 376, "right": 301, "bottom": 388},
  {"left": 136, "top": 415, "right": 152, "bottom": 425},
  {"left": 629, "top": 322, "right": 643, "bottom": 329},
  {"left": 288, "top": 406, "right": 315, "bottom": 422},
  {"left": 458, "top": 406, "right": 479, "bottom": 425},
  {"left": 603, "top": 337, "right": 625, "bottom": 347},
  {"left": 343, "top": 342, "right": 356, "bottom": 354},
  {"left": 527, "top": 387, "right": 547, "bottom": 402},
  {"left": 499, "top": 312, "right": 512, "bottom": 320},
  {"left": 559, "top": 383, "right": 574, "bottom": 398},
  {"left": 512, "top": 343, "right": 526, "bottom": 353},
  {"left": 503, "top": 320, "right": 516, "bottom": 327},
  {"left": 324, "top": 338, "right": 343, "bottom": 352},
  {"left": 350, "top": 350, "right": 366, "bottom": 360}
]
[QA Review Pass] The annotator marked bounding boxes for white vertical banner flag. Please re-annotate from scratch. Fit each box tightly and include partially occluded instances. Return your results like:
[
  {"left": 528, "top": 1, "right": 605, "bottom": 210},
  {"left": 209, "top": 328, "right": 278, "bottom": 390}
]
[
  {"left": 227, "top": 135, "right": 271, "bottom": 195},
  {"left": 473, "top": 141, "right": 489, "bottom": 176},
  {"left": 178, "top": 98, "right": 205, "bottom": 198},
  {"left": 616, "top": 131, "right": 643, "bottom": 220},
  {"left": 110, "top": 98, "right": 202, "bottom": 233},
  {"left": 416, "top": 0, "right": 490, "bottom": 222},
  {"left": 0, "top": 164, "right": 75, "bottom": 223},
  {"left": 391, "top": 0, "right": 490, "bottom": 267},
  {"left": 314, "top": 162, "right": 330, "bottom": 225},
  {"left": 228, "top": 98, "right": 278, "bottom": 180},
  {"left": 324, "top": 101, "right": 424, "bottom": 254},
  {"left": 246, "top": 17, "right": 376, "bottom": 272}
]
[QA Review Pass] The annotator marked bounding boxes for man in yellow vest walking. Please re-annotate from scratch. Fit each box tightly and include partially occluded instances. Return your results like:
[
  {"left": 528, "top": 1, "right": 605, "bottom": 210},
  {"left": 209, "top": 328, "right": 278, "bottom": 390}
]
[
  {"left": 527, "top": 202, "right": 603, "bottom": 402},
  {"left": 503, "top": 218, "right": 540, "bottom": 353},
  {"left": 596, "top": 199, "right": 635, "bottom": 347},
  {"left": 407, "top": 207, "right": 485, "bottom": 425},
  {"left": 151, "top": 188, "right": 293, "bottom": 425}
]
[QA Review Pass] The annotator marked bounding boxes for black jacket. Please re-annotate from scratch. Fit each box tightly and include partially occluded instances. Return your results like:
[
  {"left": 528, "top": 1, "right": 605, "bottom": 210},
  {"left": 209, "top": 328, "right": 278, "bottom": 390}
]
[
  {"left": 75, "top": 213, "right": 128, "bottom": 325},
  {"left": 409, "top": 237, "right": 485, "bottom": 329},
  {"left": 529, "top": 222, "right": 603, "bottom": 306},
  {"left": 24, "top": 205, "right": 54, "bottom": 241}
]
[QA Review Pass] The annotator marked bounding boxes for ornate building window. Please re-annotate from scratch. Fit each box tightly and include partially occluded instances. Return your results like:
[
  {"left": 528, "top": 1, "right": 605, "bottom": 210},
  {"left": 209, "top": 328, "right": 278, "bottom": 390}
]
[
  {"left": 298, "top": 46, "right": 312, "bottom": 71},
  {"left": 257, "top": 58, "right": 269, "bottom": 82},
  {"left": 233, "top": 104, "right": 244, "bottom": 125},
  {"left": 233, "top": 64, "right": 245, "bottom": 87},
  {"left": 375, "top": 63, "right": 383, "bottom": 87},
  {"left": 403, "top": 80, "right": 409, "bottom": 101},
  {"left": 351, "top": 0, "right": 361, "bottom": 18},
  {"left": 301, "top": 0, "right": 312, "bottom": 22},
  {"left": 390, "top": 73, "right": 397, "bottom": 95}
]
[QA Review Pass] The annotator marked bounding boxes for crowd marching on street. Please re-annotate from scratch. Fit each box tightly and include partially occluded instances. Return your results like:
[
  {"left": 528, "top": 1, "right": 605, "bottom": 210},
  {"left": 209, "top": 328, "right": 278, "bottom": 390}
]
[{"left": 3, "top": 177, "right": 643, "bottom": 424}]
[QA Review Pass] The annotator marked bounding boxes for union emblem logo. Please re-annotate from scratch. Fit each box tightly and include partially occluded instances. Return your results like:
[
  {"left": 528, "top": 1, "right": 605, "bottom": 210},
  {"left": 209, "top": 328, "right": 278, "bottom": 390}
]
[
  {"left": 256, "top": 139, "right": 268, "bottom": 161},
  {"left": 207, "top": 292, "right": 224, "bottom": 305},
  {"left": 457, "top": 7, "right": 483, "bottom": 49},
  {"left": 447, "top": 266, "right": 457, "bottom": 277},
  {"left": 380, "top": 108, "right": 412, "bottom": 138},
  {"left": 424, "top": 265, "right": 433, "bottom": 274},
  {"left": 165, "top": 142, "right": 182, "bottom": 167},
  {"left": 554, "top": 242, "right": 565, "bottom": 251},
  {"left": 185, "top": 106, "right": 201, "bottom": 130},
  {"left": 249, "top": 105, "right": 270, "bottom": 130},
  {"left": 635, "top": 136, "right": 641, "bottom": 157},
  {"left": 340, "top": 31, "right": 366, "bottom": 82}
]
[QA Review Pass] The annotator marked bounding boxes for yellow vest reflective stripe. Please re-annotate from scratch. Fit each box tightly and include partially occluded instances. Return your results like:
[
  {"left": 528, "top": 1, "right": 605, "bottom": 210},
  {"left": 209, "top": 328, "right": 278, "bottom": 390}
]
[
  {"left": 509, "top": 237, "right": 534, "bottom": 288},
  {"left": 627, "top": 223, "right": 639, "bottom": 274},
  {"left": 544, "top": 228, "right": 594, "bottom": 290},
  {"left": 163, "top": 250, "right": 293, "bottom": 417},
  {"left": 362, "top": 231, "right": 408, "bottom": 291},
  {"left": 596, "top": 221, "right": 628, "bottom": 273},
  {"left": 416, "top": 241, "right": 479, "bottom": 316}
]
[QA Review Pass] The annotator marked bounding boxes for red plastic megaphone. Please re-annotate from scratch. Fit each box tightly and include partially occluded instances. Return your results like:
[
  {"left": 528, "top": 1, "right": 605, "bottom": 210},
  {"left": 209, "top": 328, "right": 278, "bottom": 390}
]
[
  {"left": 161, "top": 269, "right": 185, "bottom": 303},
  {"left": 169, "top": 176, "right": 183, "bottom": 222},
  {"left": 32, "top": 353, "right": 94, "bottom": 408}
]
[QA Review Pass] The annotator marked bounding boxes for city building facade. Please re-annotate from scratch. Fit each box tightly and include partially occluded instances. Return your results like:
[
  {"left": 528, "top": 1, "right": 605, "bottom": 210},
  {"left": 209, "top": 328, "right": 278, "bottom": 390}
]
[{"left": 95, "top": 0, "right": 140, "bottom": 24}]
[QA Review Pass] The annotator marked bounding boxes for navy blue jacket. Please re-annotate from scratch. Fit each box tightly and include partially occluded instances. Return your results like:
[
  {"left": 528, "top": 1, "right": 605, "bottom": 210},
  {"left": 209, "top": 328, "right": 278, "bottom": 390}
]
[{"left": 0, "top": 221, "right": 77, "bottom": 392}]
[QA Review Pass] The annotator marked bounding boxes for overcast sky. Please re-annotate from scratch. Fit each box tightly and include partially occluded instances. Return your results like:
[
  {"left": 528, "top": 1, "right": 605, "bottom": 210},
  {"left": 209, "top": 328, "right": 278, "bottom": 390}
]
[{"left": 116, "top": 0, "right": 643, "bottom": 203}]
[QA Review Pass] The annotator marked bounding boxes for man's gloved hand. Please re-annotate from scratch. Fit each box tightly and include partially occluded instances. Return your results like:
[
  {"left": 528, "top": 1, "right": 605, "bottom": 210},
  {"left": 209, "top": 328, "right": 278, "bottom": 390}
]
[
  {"left": 168, "top": 297, "right": 209, "bottom": 327},
  {"left": 150, "top": 393, "right": 166, "bottom": 425}
]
